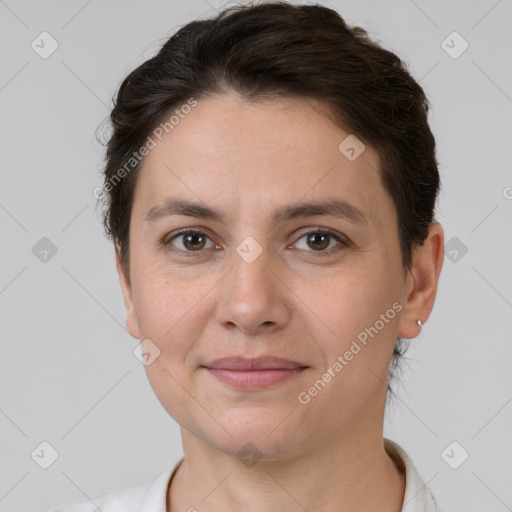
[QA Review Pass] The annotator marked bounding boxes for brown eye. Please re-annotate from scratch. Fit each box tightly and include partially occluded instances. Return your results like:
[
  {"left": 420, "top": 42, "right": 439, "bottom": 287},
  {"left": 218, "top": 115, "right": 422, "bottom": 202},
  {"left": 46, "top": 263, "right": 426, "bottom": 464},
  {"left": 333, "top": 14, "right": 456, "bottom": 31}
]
[
  {"left": 181, "top": 232, "right": 206, "bottom": 251},
  {"left": 294, "top": 229, "right": 348, "bottom": 254},
  {"left": 165, "top": 230, "right": 215, "bottom": 252},
  {"left": 306, "top": 232, "right": 330, "bottom": 251}
]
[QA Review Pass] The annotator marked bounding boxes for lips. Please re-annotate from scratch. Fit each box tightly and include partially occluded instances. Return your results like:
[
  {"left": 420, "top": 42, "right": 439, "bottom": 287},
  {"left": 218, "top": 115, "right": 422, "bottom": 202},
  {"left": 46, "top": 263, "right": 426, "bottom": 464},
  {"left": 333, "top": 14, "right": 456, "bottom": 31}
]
[
  {"left": 202, "top": 356, "right": 309, "bottom": 389},
  {"left": 202, "top": 356, "right": 308, "bottom": 371}
]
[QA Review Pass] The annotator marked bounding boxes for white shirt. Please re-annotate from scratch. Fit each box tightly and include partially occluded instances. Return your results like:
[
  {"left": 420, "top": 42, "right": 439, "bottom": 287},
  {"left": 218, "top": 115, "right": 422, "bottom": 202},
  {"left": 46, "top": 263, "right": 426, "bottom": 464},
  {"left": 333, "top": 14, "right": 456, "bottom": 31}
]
[{"left": 47, "top": 438, "right": 439, "bottom": 512}]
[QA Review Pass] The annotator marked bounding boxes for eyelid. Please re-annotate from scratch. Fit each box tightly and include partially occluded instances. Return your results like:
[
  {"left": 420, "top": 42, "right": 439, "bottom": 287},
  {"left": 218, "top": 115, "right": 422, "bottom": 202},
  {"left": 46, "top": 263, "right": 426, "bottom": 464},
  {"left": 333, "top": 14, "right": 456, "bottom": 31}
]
[{"left": 293, "top": 226, "right": 348, "bottom": 242}]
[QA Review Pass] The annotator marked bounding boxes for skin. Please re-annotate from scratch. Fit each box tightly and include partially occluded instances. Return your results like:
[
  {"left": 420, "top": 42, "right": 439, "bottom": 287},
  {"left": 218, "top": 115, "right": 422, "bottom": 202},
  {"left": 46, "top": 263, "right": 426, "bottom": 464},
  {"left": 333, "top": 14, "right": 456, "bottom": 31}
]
[{"left": 115, "top": 92, "right": 444, "bottom": 512}]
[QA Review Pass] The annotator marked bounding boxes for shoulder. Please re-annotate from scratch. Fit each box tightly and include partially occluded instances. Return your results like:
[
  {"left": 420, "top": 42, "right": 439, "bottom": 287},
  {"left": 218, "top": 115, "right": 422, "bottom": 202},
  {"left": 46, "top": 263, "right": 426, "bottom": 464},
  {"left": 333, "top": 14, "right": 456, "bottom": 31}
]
[{"left": 45, "top": 462, "right": 181, "bottom": 512}]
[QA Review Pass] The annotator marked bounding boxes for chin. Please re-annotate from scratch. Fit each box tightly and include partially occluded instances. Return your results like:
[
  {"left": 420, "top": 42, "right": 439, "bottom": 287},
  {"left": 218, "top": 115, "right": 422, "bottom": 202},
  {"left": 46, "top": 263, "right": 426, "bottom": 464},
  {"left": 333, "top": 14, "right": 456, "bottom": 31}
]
[{"left": 205, "top": 416, "right": 306, "bottom": 460}]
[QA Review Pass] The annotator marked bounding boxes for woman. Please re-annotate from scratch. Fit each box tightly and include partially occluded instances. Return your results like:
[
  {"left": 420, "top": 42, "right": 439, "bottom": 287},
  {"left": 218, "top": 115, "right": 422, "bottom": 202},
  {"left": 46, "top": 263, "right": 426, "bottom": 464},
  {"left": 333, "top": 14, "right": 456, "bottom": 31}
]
[{"left": 50, "top": 2, "right": 444, "bottom": 511}]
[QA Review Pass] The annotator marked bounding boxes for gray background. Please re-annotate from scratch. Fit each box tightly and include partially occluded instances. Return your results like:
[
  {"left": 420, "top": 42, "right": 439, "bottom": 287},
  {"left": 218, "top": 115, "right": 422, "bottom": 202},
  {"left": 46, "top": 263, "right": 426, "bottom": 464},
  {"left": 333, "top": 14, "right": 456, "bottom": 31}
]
[{"left": 1, "top": 0, "right": 511, "bottom": 511}]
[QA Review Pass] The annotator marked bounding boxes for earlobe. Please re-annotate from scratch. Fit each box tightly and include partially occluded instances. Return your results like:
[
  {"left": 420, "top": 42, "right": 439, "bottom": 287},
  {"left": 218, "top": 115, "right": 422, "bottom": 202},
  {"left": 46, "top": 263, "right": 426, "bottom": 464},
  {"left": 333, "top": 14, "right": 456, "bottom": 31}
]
[
  {"left": 397, "top": 222, "right": 444, "bottom": 339},
  {"left": 115, "top": 242, "right": 142, "bottom": 340}
]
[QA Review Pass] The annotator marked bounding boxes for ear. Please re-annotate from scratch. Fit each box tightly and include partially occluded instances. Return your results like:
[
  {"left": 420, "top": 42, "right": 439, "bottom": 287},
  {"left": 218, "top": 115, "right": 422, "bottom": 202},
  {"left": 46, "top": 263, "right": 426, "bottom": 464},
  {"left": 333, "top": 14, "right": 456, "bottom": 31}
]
[
  {"left": 398, "top": 222, "right": 444, "bottom": 339},
  {"left": 115, "top": 242, "right": 142, "bottom": 340}
]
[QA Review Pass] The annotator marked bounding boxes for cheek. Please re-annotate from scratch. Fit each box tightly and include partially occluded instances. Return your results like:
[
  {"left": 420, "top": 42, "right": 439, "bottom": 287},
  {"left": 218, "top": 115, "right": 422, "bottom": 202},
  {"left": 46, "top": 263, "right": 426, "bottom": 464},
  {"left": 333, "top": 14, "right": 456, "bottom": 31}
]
[
  {"left": 293, "top": 262, "right": 398, "bottom": 342},
  {"left": 133, "top": 265, "right": 204, "bottom": 337},
  {"left": 136, "top": 273, "right": 204, "bottom": 424},
  {"left": 132, "top": 266, "right": 221, "bottom": 373},
  {"left": 292, "top": 261, "right": 401, "bottom": 396}
]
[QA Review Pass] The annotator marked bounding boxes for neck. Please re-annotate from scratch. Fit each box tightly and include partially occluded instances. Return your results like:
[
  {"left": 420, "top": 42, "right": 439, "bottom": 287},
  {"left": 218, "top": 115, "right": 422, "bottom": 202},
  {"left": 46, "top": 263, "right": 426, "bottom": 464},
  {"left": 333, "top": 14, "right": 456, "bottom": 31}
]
[{"left": 168, "top": 428, "right": 406, "bottom": 512}]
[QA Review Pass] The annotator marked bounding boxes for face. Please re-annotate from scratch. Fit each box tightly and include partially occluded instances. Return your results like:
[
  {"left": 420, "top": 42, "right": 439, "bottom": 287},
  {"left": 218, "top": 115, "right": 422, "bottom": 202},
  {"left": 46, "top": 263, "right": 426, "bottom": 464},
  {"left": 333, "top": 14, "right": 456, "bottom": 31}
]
[{"left": 116, "top": 92, "right": 422, "bottom": 459}]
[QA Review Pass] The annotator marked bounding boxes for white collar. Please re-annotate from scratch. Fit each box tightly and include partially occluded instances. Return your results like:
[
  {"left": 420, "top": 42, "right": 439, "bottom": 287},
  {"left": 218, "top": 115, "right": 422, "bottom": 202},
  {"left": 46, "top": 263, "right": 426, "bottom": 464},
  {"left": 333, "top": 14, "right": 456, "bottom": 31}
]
[{"left": 384, "top": 438, "right": 439, "bottom": 511}]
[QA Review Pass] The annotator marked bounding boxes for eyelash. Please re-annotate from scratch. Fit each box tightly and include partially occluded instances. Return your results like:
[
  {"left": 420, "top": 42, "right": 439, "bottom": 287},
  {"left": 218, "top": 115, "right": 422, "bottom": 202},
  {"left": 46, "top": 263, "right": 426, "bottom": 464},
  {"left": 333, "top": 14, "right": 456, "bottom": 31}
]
[{"left": 162, "top": 228, "right": 349, "bottom": 257}]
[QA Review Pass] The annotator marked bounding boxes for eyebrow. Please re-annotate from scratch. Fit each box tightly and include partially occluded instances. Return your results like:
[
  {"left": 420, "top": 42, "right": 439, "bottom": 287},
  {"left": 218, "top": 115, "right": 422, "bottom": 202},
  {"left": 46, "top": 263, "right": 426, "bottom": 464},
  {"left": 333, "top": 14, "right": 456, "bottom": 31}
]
[{"left": 144, "top": 197, "right": 370, "bottom": 228}]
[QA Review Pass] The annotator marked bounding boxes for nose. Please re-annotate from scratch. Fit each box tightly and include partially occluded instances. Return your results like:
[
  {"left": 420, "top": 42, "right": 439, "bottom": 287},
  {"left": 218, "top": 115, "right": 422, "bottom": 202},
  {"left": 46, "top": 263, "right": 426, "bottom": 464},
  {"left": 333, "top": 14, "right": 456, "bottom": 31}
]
[{"left": 214, "top": 241, "right": 291, "bottom": 335}]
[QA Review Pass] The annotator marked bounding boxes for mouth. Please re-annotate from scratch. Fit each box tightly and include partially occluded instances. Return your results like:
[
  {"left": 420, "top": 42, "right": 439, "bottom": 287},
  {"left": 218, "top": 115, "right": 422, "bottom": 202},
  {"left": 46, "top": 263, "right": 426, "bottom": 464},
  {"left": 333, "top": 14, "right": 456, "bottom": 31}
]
[{"left": 202, "top": 356, "right": 309, "bottom": 390}]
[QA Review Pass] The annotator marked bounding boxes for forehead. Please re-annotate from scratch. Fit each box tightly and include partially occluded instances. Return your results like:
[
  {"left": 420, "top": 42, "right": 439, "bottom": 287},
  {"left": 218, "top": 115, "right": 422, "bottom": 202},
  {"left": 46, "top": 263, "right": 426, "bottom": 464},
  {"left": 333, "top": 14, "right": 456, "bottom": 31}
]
[{"left": 132, "top": 93, "right": 391, "bottom": 228}]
